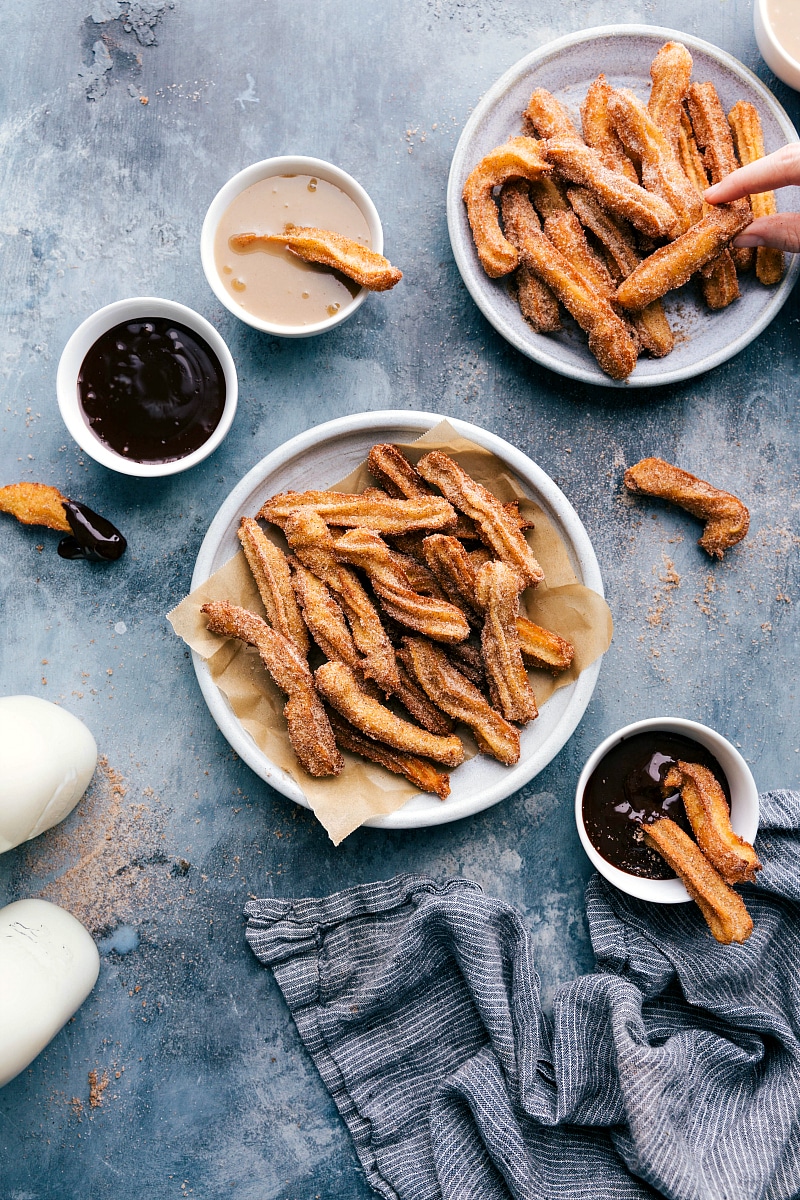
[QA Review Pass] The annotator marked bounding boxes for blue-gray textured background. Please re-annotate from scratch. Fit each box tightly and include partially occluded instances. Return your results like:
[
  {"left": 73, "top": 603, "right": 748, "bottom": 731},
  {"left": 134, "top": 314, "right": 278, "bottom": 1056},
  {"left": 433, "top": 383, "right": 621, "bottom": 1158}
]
[{"left": 0, "top": 2, "right": 798, "bottom": 1197}]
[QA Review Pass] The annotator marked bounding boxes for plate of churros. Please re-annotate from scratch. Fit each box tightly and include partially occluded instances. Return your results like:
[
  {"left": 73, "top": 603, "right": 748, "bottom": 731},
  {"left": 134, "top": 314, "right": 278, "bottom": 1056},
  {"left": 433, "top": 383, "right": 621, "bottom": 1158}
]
[
  {"left": 447, "top": 25, "right": 800, "bottom": 387},
  {"left": 173, "top": 412, "right": 611, "bottom": 835}
]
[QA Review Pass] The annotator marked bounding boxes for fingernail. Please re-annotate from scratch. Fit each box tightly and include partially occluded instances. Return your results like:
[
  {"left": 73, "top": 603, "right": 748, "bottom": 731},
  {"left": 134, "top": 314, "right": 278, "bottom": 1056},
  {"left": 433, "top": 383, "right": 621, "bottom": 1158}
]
[{"left": 733, "top": 235, "right": 764, "bottom": 247}]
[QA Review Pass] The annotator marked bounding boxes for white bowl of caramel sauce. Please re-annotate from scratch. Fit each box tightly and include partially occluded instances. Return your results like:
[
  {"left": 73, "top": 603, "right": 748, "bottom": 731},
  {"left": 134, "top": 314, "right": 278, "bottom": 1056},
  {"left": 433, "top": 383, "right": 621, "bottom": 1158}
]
[
  {"left": 756, "top": 0, "right": 800, "bottom": 92},
  {"left": 57, "top": 297, "right": 238, "bottom": 478},
  {"left": 575, "top": 717, "right": 759, "bottom": 903},
  {"left": 200, "top": 156, "right": 383, "bottom": 337}
]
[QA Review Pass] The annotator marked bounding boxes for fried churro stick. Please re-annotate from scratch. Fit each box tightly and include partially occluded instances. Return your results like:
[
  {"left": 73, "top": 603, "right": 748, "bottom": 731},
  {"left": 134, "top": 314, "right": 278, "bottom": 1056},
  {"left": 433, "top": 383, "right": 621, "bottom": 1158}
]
[
  {"left": 663, "top": 762, "right": 762, "bottom": 885},
  {"left": 608, "top": 87, "right": 702, "bottom": 233},
  {"left": 475, "top": 562, "right": 538, "bottom": 724},
  {"left": 393, "top": 663, "right": 455, "bottom": 736},
  {"left": 581, "top": 75, "right": 639, "bottom": 182},
  {"left": 284, "top": 510, "right": 399, "bottom": 693},
  {"left": 523, "top": 89, "right": 581, "bottom": 140},
  {"left": 462, "top": 137, "right": 552, "bottom": 277},
  {"left": 230, "top": 228, "right": 402, "bottom": 291},
  {"left": 417, "top": 449, "right": 545, "bottom": 587},
  {"left": 327, "top": 710, "right": 451, "bottom": 800},
  {"left": 291, "top": 561, "right": 362, "bottom": 670},
  {"left": 616, "top": 203, "right": 752, "bottom": 310},
  {"left": 513, "top": 259, "right": 562, "bottom": 332},
  {"left": 202, "top": 600, "right": 343, "bottom": 777},
  {"left": 543, "top": 139, "right": 681, "bottom": 239},
  {"left": 624, "top": 457, "right": 749, "bottom": 558},
  {"left": 728, "top": 101, "right": 785, "bottom": 285},
  {"left": 499, "top": 182, "right": 638, "bottom": 380},
  {"left": 315, "top": 661, "right": 464, "bottom": 767},
  {"left": 238, "top": 517, "right": 309, "bottom": 655},
  {"left": 400, "top": 637, "right": 520, "bottom": 765},
  {"left": 687, "top": 82, "right": 754, "bottom": 271},
  {"left": 447, "top": 639, "right": 487, "bottom": 690},
  {"left": 0, "top": 482, "right": 71, "bottom": 531},
  {"left": 648, "top": 41, "right": 694, "bottom": 154},
  {"left": 642, "top": 817, "right": 753, "bottom": 944},
  {"left": 333, "top": 528, "right": 471, "bottom": 644},
  {"left": 544, "top": 210, "right": 619, "bottom": 305},
  {"left": 421, "top": 535, "right": 574, "bottom": 672},
  {"left": 528, "top": 176, "right": 571, "bottom": 220},
  {"left": 675, "top": 111, "right": 740, "bottom": 309},
  {"left": 565, "top": 188, "right": 674, "bottom": 357},
  {"left": 259, "top": 490, "right": 456, "bottom": 534}
]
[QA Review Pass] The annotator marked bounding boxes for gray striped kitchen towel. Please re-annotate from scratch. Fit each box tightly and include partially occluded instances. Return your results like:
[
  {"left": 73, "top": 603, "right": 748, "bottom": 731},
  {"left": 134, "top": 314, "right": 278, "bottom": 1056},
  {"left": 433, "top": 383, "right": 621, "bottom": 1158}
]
[{"left": 244, "top": 791, "right": 800, "bottom": 1200}]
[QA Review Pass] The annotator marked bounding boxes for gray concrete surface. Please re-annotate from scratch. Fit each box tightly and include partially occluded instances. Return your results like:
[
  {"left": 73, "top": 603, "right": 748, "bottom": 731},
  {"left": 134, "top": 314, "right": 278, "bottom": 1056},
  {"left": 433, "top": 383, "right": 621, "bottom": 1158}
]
[{"left": 0, "top": 2, "right": 798, "bottom": 1197}]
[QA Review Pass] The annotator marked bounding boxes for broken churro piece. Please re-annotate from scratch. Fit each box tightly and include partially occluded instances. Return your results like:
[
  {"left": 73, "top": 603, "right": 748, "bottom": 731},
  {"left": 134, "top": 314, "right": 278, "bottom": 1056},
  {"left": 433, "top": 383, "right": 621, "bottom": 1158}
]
[
  {"left": 642, "top": 817, "right": 753, "bottom": 944},
  {"left": 475, "top": 562, "right": 538, "bottom": 724},
  {"left": 516, "top": 618, "right": 574, "bottom": 673},
  {"left": 417, "top": 450, "right": 545, "bottom": 587},
  {"left": 663, "top": 761, "right": 762, "bottom": 885},
  {"left": 728, "top": 100, "right": 785, "bottom": 286},
  {"left": 315, "top": 661, "right": 465, "bottom": 767},
  {"left": 328, "top": 710, "right": 451, "bottom": 800},
  {"left": 462, "top": 137, "right": 552, "bottom": 277},
  {"left": 624, "top": 457, "right": 749, "bottom": 559},
  {"left": 259, "top": 490, "right": 456, "bottom": 534},
  {"left": 0, "top": 483, "right": 71, "bottom": 531},
  {"left": 401, "top": 637, "right": 520, "bottom": 765},
  {"left": 230, "top": 228, "right": 402, "bottom": 291},
  {"left": 201, "top": 600, "right": 343, "bottom": 777},
  {"left": 238, "top": 517, "right": 309, "bottom": 655},
  {"left": 542, "top": 138, "right": 681, "bottom": 239}
]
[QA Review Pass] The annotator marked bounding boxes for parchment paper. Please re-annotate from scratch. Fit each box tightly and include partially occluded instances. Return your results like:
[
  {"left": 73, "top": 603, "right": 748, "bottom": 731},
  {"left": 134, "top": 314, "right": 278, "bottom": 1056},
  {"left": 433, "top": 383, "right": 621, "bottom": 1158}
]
[{"left": 168, "top": 420, "right": 613, "bottom": 843}]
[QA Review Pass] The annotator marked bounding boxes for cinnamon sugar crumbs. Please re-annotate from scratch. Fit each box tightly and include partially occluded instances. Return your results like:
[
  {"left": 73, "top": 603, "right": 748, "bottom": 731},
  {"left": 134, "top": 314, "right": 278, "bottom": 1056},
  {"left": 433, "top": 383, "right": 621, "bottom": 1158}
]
[
  {"left": 88, "top": 1069, "right": 108, "bottom": 1108},
  {"left": 647, "top": 556, "right": 680, "bottom": 627}
]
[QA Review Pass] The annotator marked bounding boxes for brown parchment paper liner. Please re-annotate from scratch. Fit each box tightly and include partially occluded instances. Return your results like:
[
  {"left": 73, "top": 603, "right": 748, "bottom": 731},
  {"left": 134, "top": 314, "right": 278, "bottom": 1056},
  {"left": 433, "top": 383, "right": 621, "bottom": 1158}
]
[{"left": 168, "top": 420, "right": 613, "bottom": 844}]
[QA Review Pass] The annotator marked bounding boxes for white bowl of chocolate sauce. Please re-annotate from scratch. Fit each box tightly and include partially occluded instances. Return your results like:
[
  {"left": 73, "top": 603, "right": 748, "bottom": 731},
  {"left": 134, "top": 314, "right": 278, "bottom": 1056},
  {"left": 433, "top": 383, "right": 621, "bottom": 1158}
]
[
  {"left": 755, "top": 0, "right": 800, "bottom": 93},
  {"left": 57, "top": 297, "right": 238, "bottom": 478},
  {"left": 575, "top": 717, "right": 760, "bottom": 903},
  {"left": 200, "top": 156, "right": 383, "bottom": 337}
]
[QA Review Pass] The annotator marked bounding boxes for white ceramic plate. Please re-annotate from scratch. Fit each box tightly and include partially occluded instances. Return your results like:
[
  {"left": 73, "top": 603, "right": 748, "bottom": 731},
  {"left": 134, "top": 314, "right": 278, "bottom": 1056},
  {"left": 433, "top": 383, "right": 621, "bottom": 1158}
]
[
  {"left": 447, "top": 24, "right": 800, "bottom": 389},
  {"left": 190, "top": 411, "right": 605, "bottom": 829}
]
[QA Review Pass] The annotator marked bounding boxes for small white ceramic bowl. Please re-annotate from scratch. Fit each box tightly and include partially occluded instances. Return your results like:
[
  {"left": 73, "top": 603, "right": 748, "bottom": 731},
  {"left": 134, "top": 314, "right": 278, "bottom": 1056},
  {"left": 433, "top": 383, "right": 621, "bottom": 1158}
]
[
  {"left": 56, "top": 297, "right": 238, "bottom": 478},
  {"left": 755, "top": 0, "right": 800, "bottom": 92},
  {"left": 200, "top": 156, "right": 383, "bottom": 338},
  {"left": 575, "top": 717, "right": 760, "bottom": 903}
]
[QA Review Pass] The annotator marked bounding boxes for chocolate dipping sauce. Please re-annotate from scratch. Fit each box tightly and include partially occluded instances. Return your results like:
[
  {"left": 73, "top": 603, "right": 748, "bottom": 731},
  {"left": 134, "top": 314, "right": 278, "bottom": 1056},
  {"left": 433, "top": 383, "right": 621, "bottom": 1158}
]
[
  {"left": 213, "top": 174, "right": 370, "bottom": 326},
  {"left": 582, "top": 731, "right": 731, "bottom": 879},
  {"left": 57, "top": 500, "right": 126, "bottom": 562},
  {"left": 77, "top": 318, "right": 226, "bottom": 464}
]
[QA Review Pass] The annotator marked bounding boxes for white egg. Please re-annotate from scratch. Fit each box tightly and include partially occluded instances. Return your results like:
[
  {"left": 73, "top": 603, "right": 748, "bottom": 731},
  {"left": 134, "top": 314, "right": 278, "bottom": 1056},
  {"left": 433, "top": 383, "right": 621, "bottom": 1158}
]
[
  {"left": 0, "top": 696, "right": 97, "bottom": 854},
  {"left": 0, "top": 898, "right": 100, "bottom": 1088}
]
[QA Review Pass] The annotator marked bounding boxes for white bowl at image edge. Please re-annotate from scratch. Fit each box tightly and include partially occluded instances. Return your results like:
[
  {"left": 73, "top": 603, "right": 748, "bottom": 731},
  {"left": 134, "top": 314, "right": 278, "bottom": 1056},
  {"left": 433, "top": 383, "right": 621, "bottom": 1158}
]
[
  {"left": 200, "top": 156, "right": 383, "bottom": 338},
  {"left": 574, "top": 717, "right": 760, "bottom": 903},
  {"left": 755, "top": 0, "right": 800, "bottom": 92},
  {"left": 56, "top": 297, "right": 238, "bottom": 479}
]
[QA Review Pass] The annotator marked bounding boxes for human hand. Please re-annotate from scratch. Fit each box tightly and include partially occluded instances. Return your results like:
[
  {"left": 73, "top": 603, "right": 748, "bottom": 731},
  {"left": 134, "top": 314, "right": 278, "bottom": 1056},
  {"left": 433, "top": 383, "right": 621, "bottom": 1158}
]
[{"left": 704, "top": 143, "right": 800, "bottom": 253}]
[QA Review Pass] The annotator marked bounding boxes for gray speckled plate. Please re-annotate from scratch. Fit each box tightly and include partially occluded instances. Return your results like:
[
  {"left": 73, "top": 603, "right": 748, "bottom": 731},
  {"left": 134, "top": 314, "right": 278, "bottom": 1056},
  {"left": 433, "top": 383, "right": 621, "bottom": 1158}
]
[{"left": 447, "top": 24, "right": 800, "bottom": 389}]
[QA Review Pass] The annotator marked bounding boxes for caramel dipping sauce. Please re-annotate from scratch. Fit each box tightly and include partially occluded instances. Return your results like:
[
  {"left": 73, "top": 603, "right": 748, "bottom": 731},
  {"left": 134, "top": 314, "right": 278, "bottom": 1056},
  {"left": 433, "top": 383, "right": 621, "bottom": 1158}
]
[
  {"left": 213, "top": 174, "right": 371, "bottom": 327},
  {"left": 766, "top": 0, "right": 800, "bottom": 64},
  {"left": 582, "top": 730, "right": 731, "bottom": 880}
]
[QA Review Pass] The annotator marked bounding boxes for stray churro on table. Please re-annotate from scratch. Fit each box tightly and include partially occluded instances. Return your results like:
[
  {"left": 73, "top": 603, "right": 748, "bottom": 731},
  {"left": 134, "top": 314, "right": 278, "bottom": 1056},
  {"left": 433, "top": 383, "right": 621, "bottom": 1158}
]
[{"left": 624, "top": 456, "right": 749, "bottom": 558}]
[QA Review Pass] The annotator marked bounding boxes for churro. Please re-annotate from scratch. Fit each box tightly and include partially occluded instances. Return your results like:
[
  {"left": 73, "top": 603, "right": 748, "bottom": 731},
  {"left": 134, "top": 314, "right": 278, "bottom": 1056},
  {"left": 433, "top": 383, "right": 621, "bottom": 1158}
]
[
  {"left": 416, "top": 449, "right": 545, "bottom": 586},
  {"left": 201, "top": 600, "right": 343, "bottom": 777},
  {"left": 687, "top": 81, "right": 754, "bottom": 271},
  {"left": 642, "top": 817, "right": 753, "bottom": 944},
  {"left": 238, "top": 517, "right": 309, "bottom": 654},
  {"left": 648, "top": 41, "right": 693, "bottom": 154},
  {"left": 328, "top": 710, "right": 451, "bottom": 800},
  {"left": 728, "top": 100, "right": 785, "bottom": 285},
  {"left": 475, "top": 562, "right": 538, "bottom": 724},
  {"left": 516, "top": 619, "right": 574, "bottom": 673},
  {"left": 230, "top": 227, "right": 402, "bottom": 291},
  {"left": 315, "top": 660, "right": 465, "bottom": 767},
  {"left": 523, "top": 88, "right": 581, "bottom": 140},
  {"left": 663, "top": 761, "right": 762, "bottom": 885},
  {"left": 291, "top": 561, "right": 363, "bottom": 673},
  {"left": 581, "top": 75, "right": 639, "bottom": 182},
  {"left": 0, "top": 482, "right": 71, "bottom": 531},
  {"left": 624, "top": 457, "right": 749, "bottom": 558},
  {"left": 462, "top": 137, "right": 551, "bottom": 277},
  {"left": 400, "top": 637, "right": 520, "bottom": 765},
  {"left": 259, "top": 490, "right": 456, "bottom": 534}
]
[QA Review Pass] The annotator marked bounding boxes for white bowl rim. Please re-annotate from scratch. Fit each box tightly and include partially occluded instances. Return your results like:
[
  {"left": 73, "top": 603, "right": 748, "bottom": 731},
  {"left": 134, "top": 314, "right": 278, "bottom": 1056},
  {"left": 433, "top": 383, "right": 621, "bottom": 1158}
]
[
  {"left": 200, "top": 155, "right": 383, "bottom": 338},
  {"left": 446, "top": 23, "right": 800, "bottom": 389},
  {"left": 575, "top": 716, "right": 760, "bottom": 903},
  {"left": 756, "top": 0, "right": 800, "bottom": 71},
  {"left": 189, "top": 408, "right": 606, "bottom": 830},
  {"left": 56, "top": 296, "right": 238, "bottom": 478}
]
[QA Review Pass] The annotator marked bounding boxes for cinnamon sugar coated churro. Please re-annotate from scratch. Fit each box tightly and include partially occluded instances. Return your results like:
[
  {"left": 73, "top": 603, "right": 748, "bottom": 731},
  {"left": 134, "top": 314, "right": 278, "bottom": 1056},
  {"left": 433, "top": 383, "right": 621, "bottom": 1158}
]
[
  {"left": 727, "top": 100, "right": 785, "bottom": 286},
  {"left": 230, "top": 227, "right": 402, "bottom": 291},
  {"left": 663, "top": 762, "right": 762, "bottom": 885},
  {"left": 624, "top": 457, "right": 749, "bottom": 558},
  {"left": 462, "top": 137, "right": 551, "bottom": 276}
]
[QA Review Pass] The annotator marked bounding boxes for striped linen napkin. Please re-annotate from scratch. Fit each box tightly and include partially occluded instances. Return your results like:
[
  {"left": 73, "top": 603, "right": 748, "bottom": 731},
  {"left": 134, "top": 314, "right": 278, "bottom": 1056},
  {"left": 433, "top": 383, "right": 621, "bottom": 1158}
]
[{"left": 245, "top": 791, "right": 800, "bottom": 1200}]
